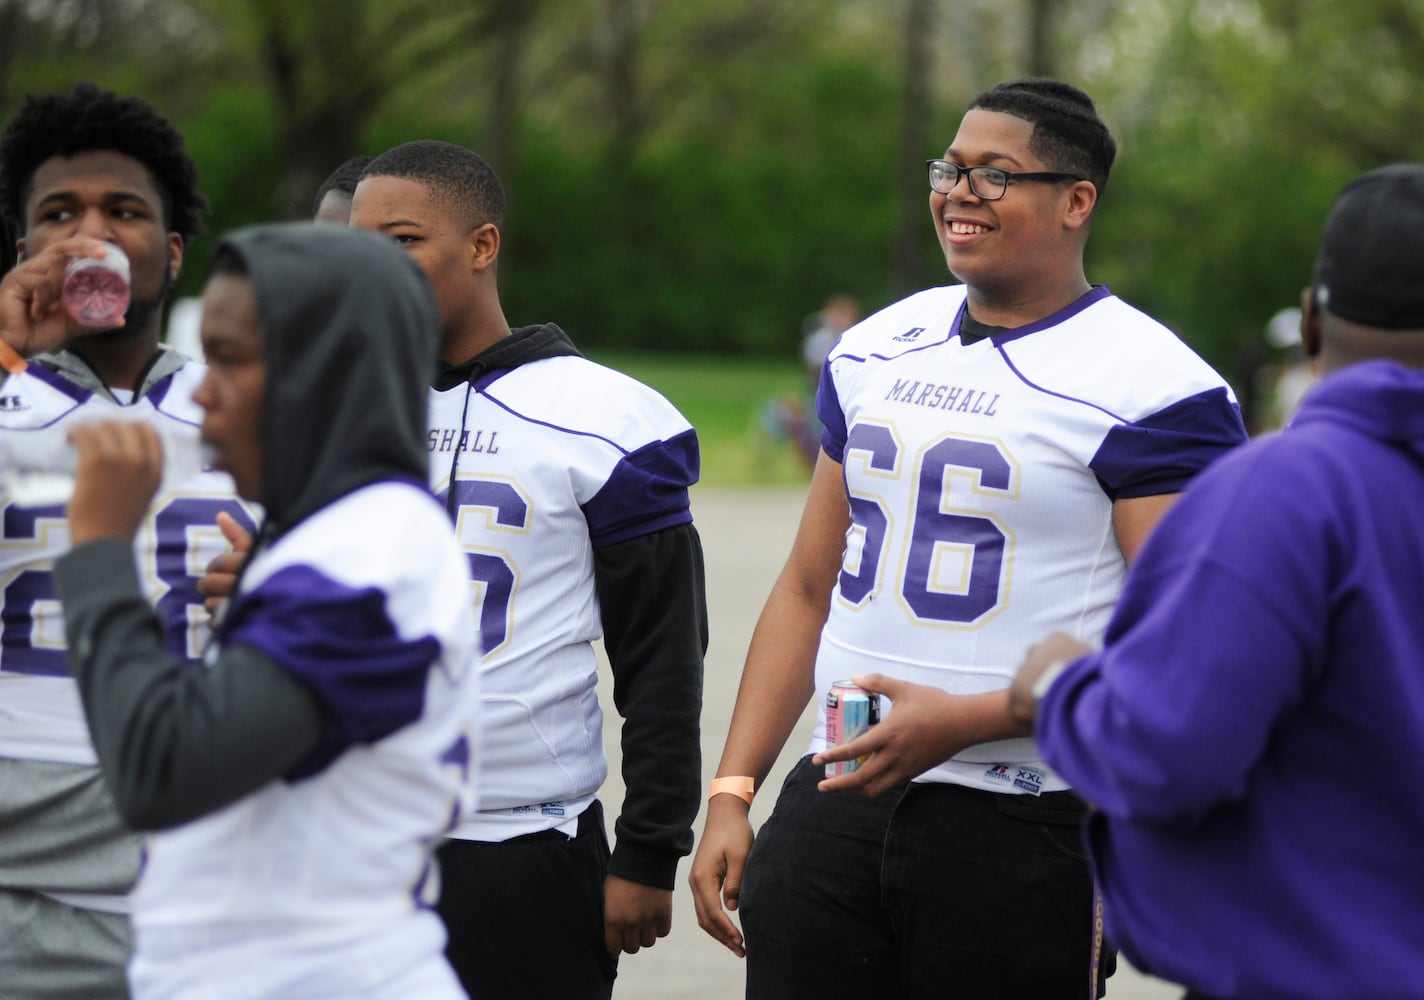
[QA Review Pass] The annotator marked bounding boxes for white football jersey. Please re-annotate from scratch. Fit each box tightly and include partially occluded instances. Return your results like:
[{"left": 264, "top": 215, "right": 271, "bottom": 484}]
[
  {"left": 812, "top": 285, "right": 1246, "bottom": 794},
  {"left": 0, "top": 361, "right": 259, "bottom": 765},
  {"left": 427, "top": 355, "right": 697, "bottom": 840},
  {"left": 129, "top": 482, "right": 478, "bottom": 1000}
]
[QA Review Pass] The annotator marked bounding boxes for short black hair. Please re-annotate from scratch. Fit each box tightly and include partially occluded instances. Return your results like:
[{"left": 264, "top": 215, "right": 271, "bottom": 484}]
[
  {"left": 361, "top": 141, "right": 505, "bottom": 230},
  {"left": 311, "top": 154, "right": 373, "bottom": 216},
  {"left": 0, "top": 82, "right": 207, "bottom": 244},
  {"left": 968, "top": 78, "right": 1116, "bottom": 195}
]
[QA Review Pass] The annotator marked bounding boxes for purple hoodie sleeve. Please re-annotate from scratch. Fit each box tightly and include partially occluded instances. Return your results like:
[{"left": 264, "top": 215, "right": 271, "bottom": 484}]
[{"left": 1037, "top": 442, "right": 1329, "bottom": 826}]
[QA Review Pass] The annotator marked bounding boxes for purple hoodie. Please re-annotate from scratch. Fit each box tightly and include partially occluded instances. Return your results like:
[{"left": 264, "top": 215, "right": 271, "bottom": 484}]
[{"left": 1038, "top": 360, "right": 1424, "bottom": 1000}]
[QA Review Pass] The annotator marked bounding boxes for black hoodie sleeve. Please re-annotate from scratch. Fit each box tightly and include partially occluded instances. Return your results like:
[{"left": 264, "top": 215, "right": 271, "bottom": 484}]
[
  {"left": 54, "top": 539, "right": 323, "bottom": 831},
  {"left": 593, "top": 522, "right": 708, "bottom": 890}
]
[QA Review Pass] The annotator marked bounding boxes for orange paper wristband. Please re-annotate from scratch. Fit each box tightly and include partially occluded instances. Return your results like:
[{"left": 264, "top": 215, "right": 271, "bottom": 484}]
[
  {"left": 708, "top": 776, "right": 756, "bottom": 806},
  {"left": 0, "top": 339, "right": 27, "bottom": 376}
]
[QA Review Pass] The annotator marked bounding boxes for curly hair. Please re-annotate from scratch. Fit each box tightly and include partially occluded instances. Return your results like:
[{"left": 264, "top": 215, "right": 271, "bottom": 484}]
[
  {"left": 0, "top": 82, "right": 207, "bottom": 244},
  {"left": 969, "top": 78, "right": 1117, "bottom": 196},
  {"left": 362, "top": 141, "right": 505, "bottom": 230}
]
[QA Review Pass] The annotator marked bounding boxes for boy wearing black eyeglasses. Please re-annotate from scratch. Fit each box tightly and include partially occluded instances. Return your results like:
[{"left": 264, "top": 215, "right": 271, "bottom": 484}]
[{"left": 692, "top": 77, "right": 1247, "bottom": 999}]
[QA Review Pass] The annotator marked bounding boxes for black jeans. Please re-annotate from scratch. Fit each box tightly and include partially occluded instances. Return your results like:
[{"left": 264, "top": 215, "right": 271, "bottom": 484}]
[
  {"left": 436, "top": 801, "right": 616, "bottom": 1000},
  {"left": 740, "top": 756, "right": 1111, "bottom": 1000}
]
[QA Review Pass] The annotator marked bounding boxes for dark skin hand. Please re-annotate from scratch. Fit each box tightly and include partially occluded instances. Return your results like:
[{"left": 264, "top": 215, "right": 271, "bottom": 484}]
[
  {"left": 66, "top": 421, "right": 163, "bottom": 544},
  {"left": 688, "top": 793, "right": 754, "bottom": 957},
  {"left": 812, "top": 675, "right": 1027, "bottom": 797},
  {"left": 604, "top": 876, "right": 672, "bottom": 957},
  {"left": 814, "top": 632, "right": 1094, "bottom": 797},
  {"left": 1007, "top": 632, "right": 1094, "bottom": 731},
  {"left": 197, "top": 511, "right": 251, "bottom": 619},
  {"left": 0, "top": 237, "right": 118, "bottom": 361}
]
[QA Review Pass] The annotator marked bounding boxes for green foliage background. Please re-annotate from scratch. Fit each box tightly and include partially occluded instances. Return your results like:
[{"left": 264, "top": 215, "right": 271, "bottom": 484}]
[
  {"left": 5, "top": 0, "right": 1422, "bottom": 432},
  {"left": 591, "top": 351, "right": 813, "bottom": 487}
]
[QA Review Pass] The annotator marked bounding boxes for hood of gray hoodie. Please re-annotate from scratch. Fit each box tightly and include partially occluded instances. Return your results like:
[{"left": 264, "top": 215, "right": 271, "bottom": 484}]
[
  {"left": 35, "top": 344, "right": 188, "bottom": 402},
  {"left": 213, "top": 223, "right": 439, "bottom": 538}
]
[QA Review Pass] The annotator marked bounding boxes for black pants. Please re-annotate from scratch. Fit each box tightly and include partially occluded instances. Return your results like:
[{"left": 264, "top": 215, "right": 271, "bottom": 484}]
[
  {"left": 740, "top": 756, "right": 1113, "bottom": 1000},
  {"left": 436, "top": 801, "right": 617, "bottom": 1000}
]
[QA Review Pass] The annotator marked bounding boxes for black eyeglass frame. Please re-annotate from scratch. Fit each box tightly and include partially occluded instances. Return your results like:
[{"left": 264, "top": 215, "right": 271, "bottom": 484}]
[{"left": 925, "top": 159, "right": 1088, "bottom": 200}]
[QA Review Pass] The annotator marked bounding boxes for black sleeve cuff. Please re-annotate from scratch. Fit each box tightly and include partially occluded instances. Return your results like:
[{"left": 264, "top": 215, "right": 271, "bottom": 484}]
[{"left": 607, "top": 838, "right": 682, "bottom": 891}]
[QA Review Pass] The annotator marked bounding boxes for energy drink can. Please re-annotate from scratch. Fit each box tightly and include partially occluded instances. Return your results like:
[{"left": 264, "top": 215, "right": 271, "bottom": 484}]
[{"left": 824, "top": 680, "right": 880, "bottom": 777}]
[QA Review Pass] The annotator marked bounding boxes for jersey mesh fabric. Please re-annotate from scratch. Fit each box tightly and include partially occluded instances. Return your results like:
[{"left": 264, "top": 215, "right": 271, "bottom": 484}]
[
  {"left": 812, "top": 284, "right": 1246, "bottom": 793},
  {"left": 429, "top": 355, "right": 696, "bottom": 840}
]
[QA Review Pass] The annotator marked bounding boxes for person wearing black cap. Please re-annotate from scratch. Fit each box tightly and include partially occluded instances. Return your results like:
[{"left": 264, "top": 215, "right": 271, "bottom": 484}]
[{"left": 1007, "top": 163, "right": 1424, "bottom": 1000}]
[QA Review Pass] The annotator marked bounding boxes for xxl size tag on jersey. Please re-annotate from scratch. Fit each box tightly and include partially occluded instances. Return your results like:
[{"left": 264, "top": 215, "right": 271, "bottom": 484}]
[{"left": 1012, "top": 765, "right": 1046, "bottom": 797}]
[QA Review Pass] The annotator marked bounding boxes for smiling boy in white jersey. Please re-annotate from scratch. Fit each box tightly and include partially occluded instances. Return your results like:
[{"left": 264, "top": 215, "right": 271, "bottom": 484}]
[
  {"left": 690, "top": 78, "right": 1248, "bottom": 999},
  {"left": 0, "top": 83, "right": 257, "bottom": 999}
]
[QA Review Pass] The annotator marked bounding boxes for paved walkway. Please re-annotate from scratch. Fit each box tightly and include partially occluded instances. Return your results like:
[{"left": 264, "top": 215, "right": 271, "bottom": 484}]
[{"left": 594, "top": 486, "right": 1183, "bottom": 999}]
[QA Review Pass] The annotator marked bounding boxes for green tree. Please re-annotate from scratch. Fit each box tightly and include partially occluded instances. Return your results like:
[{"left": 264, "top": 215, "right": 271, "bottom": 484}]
[{"left": 4, "top": 0, "right": 1418, "bottom": 401}]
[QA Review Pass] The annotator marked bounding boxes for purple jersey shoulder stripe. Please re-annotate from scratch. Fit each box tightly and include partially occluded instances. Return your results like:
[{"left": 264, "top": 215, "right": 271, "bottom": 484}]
[
  {"left": 1090, "top": 387, "right": 1247, "bottom": 500},
  {"left": 223, "top": 564, "right": 441, "bottom": 780},
  {"left": 817, "top": 362, "right": 848, "bottom": 463},
  {"left": 144, "top": 370, "right": 179, "bottom": 408},
  {"left": 26, "top": 363, "right": 92, "bottom": 405},
  {"left": 582, "top": 428, "right": 698, "bottom": 548}
]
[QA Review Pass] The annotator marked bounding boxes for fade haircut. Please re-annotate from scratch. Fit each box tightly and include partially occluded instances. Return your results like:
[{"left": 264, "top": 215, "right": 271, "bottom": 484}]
[
  {"left": 361, "top": 141, "right": 505, "bottom": 230},
  {"left": 0, "top": 82, "right": 207, "bottom": 244},
  {"left": 311, "top": 154, "right": 373, "bottom": 215},
  {"left": 968, "top": 78, "right": 1116, "bottom": 196}
]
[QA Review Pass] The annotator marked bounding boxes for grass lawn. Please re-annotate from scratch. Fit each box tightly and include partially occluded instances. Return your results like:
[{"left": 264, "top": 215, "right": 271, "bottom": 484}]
[{"left": 587, "top": 351, "right": 816, "bottom": 489}]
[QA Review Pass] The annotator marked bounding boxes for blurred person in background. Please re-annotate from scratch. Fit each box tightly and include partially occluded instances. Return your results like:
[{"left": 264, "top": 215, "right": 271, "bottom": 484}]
[{"left": 312, "top": 155, "right": 372, "bottom": 226}]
